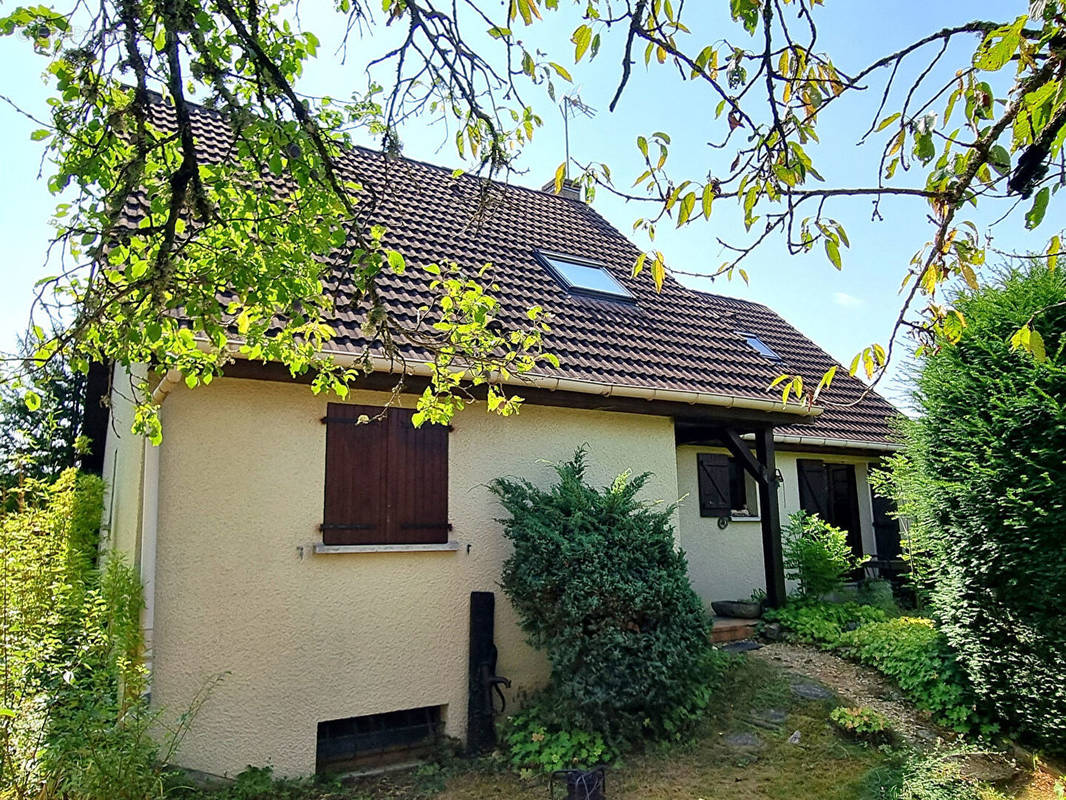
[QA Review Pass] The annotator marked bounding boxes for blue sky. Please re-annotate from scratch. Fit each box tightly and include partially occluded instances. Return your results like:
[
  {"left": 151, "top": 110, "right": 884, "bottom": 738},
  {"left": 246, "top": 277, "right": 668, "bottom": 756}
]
[{"left": 0, "top": 1, "right": 1047, "bottom": 409}]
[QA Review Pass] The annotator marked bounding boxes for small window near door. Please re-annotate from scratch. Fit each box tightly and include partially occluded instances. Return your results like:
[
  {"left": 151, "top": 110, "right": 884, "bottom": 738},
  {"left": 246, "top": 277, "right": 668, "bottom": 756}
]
[
  {"left": 727, "top": 459, "right": 758, "bottom": 518},
  {"left": 697, "top": 453, "right": 758, "bottom": 518}
]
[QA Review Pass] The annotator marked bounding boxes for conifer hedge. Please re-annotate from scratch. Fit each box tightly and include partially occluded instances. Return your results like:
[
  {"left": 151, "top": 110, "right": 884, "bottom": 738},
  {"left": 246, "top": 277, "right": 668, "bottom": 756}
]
[
  {"left": 896, "top": 265, "right": 1066, "bottom": 751},
  {"left": 491, "top": 449, "right": 718, "bottom": 748}
]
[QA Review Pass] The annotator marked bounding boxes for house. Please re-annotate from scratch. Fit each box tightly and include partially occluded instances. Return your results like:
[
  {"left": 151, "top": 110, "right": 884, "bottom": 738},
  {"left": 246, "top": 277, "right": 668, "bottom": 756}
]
[{"left": 89, "top": 100, "right": 901, "bottom": 779}]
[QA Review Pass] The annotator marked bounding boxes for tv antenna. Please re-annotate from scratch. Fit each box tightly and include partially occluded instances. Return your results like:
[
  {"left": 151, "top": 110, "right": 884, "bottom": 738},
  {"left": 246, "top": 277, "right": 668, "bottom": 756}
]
[{"left": 560, "top": 93, "right": 596, "bottom": 180}]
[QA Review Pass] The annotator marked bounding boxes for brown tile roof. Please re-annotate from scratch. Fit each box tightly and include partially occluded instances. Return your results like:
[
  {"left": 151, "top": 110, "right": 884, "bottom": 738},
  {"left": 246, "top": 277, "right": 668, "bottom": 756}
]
[{"left": 144, "top": 98, "right": 899, "bottom": 445}]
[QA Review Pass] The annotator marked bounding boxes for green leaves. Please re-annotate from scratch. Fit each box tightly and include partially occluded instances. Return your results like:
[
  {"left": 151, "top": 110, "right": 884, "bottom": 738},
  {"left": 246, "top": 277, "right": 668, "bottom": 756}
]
[
  {"left": 899, "top": 265, "right": 1066, "bottom": 746},
  {"left": 824, "top": 238, "right": 841, "bottom": 270},
  {"left": 874, "top": 112, "right": 901, "bottom": 132},
  {"left": 0, "top": 469, "right": 176, "bottom": 793},
  {"left": 1025, "top": 186, "right": 1050, "bottom": 230},
  {"left": 547, "top": 61, "right": 571, "bottom": 81},
  {"left": 386, "top": 249, "right": 406, "bottom": 274},
  {"left": 509, "top": 0, "right": 542, "bottom": 26},
  {"left": 973, "top": 15, "right": 1027, "bottom": 72},
  {"left": 701, "top": 183, "right": 715, "bottom": 219},
  {"left": 848, "top": 343, "right": 886, "bottom": 380},
  {"left": 415, "top": 262, "right": 555, "bottom": 426},
  {"left": 572, "top": 24, "right": 592, "bottom": 62},
  {"left": 836, "top": 618, "right": 979, "bottom": 731},
  {"left": 782, "top": 511, "right": 869, "bottom": 597},
  {"left": 728, "top": 0, "right": 761, "bottom": 34},
  {"left": 1009, "top": 322, "right": 1046, "bottom": 362},
  {"left": 676, "top": 190, "right": 695, "bottom": 226},
  {"left": 651, "top": 250, "right": 666, "bottom": 291}
]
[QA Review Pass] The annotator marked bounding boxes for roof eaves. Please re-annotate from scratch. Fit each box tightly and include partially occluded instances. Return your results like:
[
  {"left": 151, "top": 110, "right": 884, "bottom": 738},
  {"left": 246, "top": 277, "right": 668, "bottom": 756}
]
[{"left": 352, "top": 350, "right": 821, "bottom": 417}]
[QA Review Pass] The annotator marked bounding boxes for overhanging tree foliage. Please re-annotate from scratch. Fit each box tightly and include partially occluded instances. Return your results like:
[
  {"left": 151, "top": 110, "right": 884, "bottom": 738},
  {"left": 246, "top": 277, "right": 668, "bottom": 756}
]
[
  {"left": 1, "top": 1, "right": 1065, "bottom": 428},
  {"left": 883, "top": 264, "right": 1066, "bottom": 752},
  {"left": 0, "top": 345, "right": 87, "bottom": 492}
]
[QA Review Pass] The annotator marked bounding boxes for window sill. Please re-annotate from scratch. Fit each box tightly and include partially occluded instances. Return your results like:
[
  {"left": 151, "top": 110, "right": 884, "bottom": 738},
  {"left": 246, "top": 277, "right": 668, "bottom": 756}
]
[
  {"left": 730, "top": 515, "right": 761, "bottom": 522},
  {"left": 313, "top": 542, "right": 462, "bottom": 555}
]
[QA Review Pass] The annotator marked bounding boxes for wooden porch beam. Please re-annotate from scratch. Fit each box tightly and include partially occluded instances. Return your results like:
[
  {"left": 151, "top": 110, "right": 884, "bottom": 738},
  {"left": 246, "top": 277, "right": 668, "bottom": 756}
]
[
  {"left": 720, "top": 427, "right": 771, "bottom": 487},
  {"left": 755, "top": 428, "right": 787, "bottom": 608}
]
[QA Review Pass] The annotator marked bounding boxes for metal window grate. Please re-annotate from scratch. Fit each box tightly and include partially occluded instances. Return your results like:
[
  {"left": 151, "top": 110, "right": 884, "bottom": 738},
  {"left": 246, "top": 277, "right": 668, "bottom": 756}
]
[{"left": 316, "top": 706, "right": 443, "bottom": 773}]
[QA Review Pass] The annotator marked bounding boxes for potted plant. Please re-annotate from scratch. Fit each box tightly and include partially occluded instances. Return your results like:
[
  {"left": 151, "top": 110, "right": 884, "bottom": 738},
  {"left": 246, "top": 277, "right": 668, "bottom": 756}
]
[{"left": 711, "top": 589, "right": 765, "bottom": 619}]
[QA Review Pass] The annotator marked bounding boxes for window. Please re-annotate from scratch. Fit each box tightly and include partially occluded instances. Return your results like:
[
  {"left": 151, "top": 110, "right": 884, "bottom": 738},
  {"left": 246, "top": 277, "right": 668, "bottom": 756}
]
[
  {"left": 697, "top": 453, "right": 758, "bottom": 518},
  {"left": 322, "top": 404, "right": 449, "bottom": 545},
  {"left": 727, "top": 459, "right": 758, "bottom": 517},
  {"left": 738, "top": 330, "right": 782, "bottom": 362},
  {"left": 316, "top": 705, "right": 443, "bottom": 773},
  {"left": 535, "top": 250, "right": 635, "bottom": 301}
]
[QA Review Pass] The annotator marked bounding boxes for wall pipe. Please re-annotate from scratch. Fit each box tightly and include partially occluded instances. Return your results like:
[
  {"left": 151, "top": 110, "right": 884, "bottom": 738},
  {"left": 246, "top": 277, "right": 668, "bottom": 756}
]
[{"left": 139, "top": 369, "right": 181, "bottom": 695}]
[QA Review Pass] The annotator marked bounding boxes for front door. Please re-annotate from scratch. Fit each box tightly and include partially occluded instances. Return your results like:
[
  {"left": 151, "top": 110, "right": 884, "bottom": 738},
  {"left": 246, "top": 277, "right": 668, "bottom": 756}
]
[{"left": 797, "top": 459, "right": 864, "bottom": 573}]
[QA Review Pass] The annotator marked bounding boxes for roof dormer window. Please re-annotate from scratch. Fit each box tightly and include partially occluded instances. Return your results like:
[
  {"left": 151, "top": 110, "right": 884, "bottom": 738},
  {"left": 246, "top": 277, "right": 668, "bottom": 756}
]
[
  {"left": 535, "top": 250, "right": 635, "bottom": 301},
  {"left": 738, "top": 331, "right": 782, "bottom": 362}
]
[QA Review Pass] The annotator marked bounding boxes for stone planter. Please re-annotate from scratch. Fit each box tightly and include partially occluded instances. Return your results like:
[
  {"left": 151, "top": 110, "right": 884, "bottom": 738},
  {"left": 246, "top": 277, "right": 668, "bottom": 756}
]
[{"left": 711, "top": 600, "right": 763, "bottom": 619}]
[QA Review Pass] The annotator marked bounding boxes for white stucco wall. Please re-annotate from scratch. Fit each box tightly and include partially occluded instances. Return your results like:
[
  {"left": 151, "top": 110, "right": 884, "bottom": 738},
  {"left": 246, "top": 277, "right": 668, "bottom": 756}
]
[
  {"left": 676, "top": 445, "right": 880, "bottom": 607},
  {"left": 148, "top": 377, "right": 680, "bottom": 778}
]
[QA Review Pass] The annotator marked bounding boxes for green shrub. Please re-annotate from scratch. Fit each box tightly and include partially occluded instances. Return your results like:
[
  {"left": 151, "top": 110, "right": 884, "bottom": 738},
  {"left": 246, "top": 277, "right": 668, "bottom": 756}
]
[
  {"left": 892, "top": 748, "right": 1016, "bottom": 800},
  {"left": 836, "top": 617, "right": 981, "bottom": 732},
  {"left": 502, "top": 695, "right": 617, "bottom": 774},
  {"left": 782, "top": 511, "right": 868, "bottom": 597},
  {"left": 870, "top": 429, "right": 944, "bottom": 612},
  {"left": 0, "top": 469, "right": 209, "bottom": 800},
  {"left": 829, "top": 706, "right": 890, "bottom": 744},
  {"left": 763, "top": 599, "right": 888, "bottom": 646},
  {"left": 491, "top": 448, "right": 720, "bottom": 749},
  {"left": 887, "top": 264, "right": 1066, "bottom": 751}
]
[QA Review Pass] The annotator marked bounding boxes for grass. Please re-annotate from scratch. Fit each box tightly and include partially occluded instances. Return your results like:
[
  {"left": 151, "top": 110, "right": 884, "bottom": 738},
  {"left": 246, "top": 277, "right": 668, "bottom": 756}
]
[{"left": 188, "top": 655, "right": 1060, "bottom": 800}]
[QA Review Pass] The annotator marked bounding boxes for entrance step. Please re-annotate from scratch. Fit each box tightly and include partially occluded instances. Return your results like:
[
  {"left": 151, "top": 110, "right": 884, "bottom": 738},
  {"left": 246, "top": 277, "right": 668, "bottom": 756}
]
[{"left": 711, "top": 616, "right": 758, "bottom": 643}]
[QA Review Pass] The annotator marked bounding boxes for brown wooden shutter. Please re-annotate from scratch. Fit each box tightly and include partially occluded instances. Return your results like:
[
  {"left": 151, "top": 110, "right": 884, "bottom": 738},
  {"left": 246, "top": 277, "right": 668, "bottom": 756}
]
[
  {"left": 323, "top": 403, "right": 389, "bottom": 545},
  {"left": 386, "top": 408, "right": 449, "bottom": 544},
  {"left": 797, "top": 458, "right": 830, "bottom": 519},
  {"left": 697, "top": 453, "right": 731, "bottom": 517}
]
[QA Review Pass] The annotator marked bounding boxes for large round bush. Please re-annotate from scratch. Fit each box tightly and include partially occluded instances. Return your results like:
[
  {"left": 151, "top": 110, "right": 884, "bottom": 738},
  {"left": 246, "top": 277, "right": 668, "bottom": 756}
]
[
  {"left": 491, "top": 448, "right": 717, "bottom": 747},
  {"left": 896, "top": 265, "right": 1066, "bottom": 751}
]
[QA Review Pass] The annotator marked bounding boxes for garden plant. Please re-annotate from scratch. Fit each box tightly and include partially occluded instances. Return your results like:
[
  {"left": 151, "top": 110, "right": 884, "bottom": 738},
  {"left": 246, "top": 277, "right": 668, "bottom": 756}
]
[
  {"left": 879, "top": 265, "right": 1066, "bottom": 752},
  {"left": 781, "top": 510, "right": 869, "bottom": 598},
  {"left": 0, "top": 470, "right": 208, "bottom": 800},
  {"left": 491, "top": 448, "right": 722, "bottom": 765}
]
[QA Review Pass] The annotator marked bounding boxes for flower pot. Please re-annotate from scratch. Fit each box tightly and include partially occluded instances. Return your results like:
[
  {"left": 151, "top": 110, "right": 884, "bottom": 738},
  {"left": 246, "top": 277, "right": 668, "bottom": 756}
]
[{"left": 711, "top": 600, "right": 763, "bottom": 619}]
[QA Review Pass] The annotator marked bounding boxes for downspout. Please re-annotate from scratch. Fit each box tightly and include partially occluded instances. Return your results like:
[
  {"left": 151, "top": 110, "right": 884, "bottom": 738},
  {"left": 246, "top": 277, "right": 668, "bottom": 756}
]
[{"left": 140, "top": 369, "right": 181, "bottom": 697}]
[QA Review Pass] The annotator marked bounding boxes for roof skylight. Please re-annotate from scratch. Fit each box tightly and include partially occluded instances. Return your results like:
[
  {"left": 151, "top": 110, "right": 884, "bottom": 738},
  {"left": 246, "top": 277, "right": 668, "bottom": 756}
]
[
  {"left": 536, "top": 251, "right": 635, "bottom": 301},
  {"left": 739, "top": 331, "right": 782, "bottom": 362}
]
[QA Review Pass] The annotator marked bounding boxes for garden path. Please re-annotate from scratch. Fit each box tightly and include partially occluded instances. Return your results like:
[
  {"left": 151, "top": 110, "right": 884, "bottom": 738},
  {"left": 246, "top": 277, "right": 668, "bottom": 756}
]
[{"left": 751, "top": 642, "right": 956, "bottom": 748}]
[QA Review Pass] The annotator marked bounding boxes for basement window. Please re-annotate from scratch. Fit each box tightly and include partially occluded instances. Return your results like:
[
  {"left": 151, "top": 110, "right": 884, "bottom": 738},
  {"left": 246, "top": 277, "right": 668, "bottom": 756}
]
[
  {"left": 535, "top": 250, "right": 635, "bottom": 301},
  {"left": 316, "top": 705, "right": 443, "bottom": 773},
  {"left": 738, "top": 331, "right": 782, "bottom": 363}
]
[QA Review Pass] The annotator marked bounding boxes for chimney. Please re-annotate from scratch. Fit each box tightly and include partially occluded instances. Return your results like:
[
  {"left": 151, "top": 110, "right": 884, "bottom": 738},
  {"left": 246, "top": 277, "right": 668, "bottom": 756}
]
[{"left": 541, "top": 177, "right": 583, "bottom": 203}]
